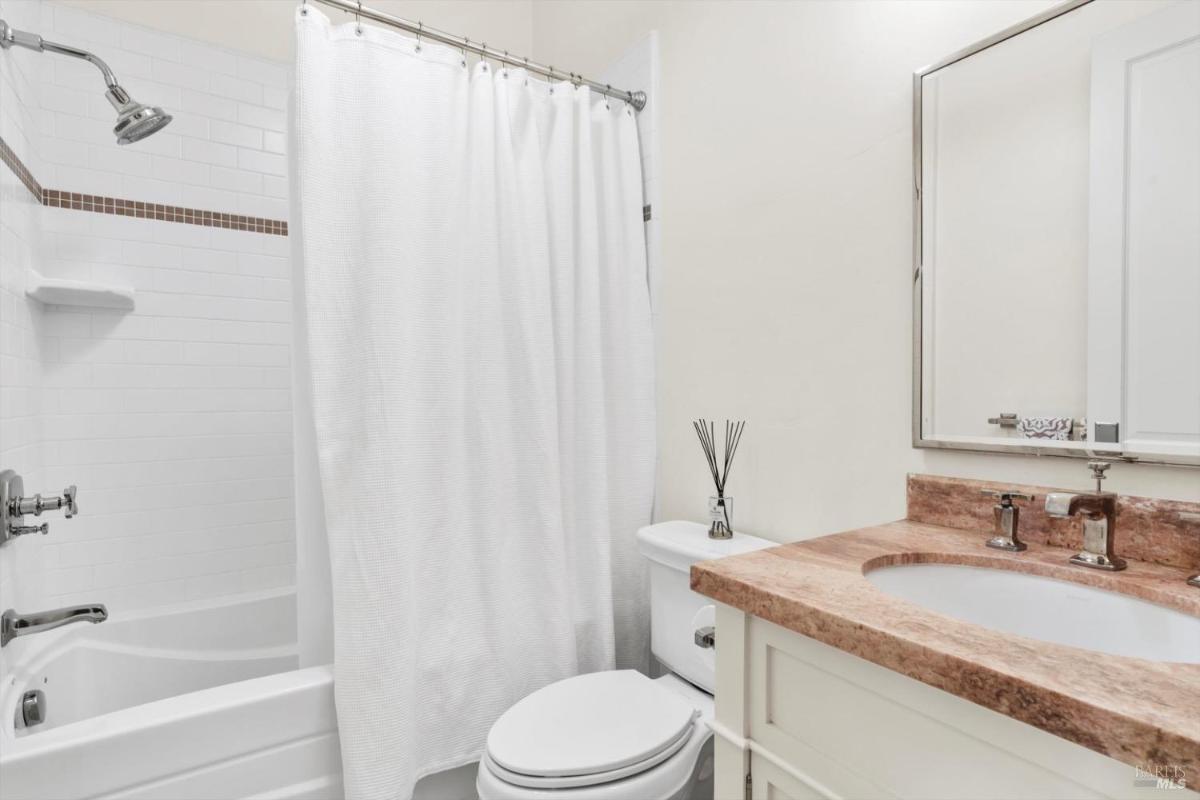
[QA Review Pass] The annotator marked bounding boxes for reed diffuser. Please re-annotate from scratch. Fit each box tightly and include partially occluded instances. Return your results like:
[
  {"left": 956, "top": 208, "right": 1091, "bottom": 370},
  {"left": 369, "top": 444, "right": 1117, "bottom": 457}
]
[{"left": 693, "top": 419, "right": 745, "bottom": 540}]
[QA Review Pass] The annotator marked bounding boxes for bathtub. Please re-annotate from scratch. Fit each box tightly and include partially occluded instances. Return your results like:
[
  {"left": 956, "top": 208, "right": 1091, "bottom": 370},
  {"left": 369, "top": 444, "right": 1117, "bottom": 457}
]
[{"left": 0, "top": 589, "right": 344, "bottom": 800}]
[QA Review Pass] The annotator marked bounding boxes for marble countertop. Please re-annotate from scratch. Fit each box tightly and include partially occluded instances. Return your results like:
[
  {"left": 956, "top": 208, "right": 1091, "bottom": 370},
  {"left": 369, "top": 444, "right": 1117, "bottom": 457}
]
[{"left": 691, "top": 519, "right": 1200, "bottom": 783}]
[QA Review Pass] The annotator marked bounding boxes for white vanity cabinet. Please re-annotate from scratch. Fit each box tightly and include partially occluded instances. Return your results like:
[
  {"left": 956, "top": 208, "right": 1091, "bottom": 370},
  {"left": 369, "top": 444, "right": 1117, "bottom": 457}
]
[{"left": 710, "top": 603, "right": 1198, "bottom": 800}]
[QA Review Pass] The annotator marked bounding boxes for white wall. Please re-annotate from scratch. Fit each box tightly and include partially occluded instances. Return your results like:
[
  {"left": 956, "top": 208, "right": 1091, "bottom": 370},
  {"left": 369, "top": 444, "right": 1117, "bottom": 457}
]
[{"left": 530, "top": 0, "right": 1200, "bottom": 545}]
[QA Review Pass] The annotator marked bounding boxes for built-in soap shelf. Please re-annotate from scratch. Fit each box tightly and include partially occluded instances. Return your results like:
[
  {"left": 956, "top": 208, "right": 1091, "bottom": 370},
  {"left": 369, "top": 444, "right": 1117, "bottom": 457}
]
[{"left": 25, "top": 270, "right": 135, "bottom": 311}]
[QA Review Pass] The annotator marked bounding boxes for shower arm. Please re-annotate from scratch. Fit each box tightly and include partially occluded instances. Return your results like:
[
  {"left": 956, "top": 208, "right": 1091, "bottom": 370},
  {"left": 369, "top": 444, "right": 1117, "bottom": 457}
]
[{"left": 0, "top": 19, "right": 132, "bottom": 104}]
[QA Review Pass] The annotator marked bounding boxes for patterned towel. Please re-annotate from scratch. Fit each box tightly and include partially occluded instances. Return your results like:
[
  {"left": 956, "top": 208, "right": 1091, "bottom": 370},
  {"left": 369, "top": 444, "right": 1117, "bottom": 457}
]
[{"left": 1018, "top": 417, "right": 1073, "bottom": 440}]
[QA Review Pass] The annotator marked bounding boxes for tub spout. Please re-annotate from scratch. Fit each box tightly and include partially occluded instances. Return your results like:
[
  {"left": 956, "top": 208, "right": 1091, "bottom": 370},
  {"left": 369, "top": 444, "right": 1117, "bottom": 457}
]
[{"left": 1, "top": 604, "right": 107, "bottom": 647}]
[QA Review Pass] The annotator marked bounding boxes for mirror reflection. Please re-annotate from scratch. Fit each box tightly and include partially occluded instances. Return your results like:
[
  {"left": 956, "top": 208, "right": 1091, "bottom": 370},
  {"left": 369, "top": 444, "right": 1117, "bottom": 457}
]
[{"left": 916, "top": 0, "right": 1199, "bottom": 462}]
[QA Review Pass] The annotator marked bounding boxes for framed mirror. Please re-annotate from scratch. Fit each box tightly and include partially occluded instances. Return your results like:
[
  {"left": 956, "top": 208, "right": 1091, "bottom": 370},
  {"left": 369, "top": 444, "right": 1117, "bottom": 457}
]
[{"left": 912, "top": 0, "right": 1200, "bottom": 466}]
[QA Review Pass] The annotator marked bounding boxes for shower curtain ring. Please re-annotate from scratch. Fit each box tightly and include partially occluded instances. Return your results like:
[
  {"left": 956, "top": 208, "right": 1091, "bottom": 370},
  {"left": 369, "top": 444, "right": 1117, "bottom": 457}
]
[
  {"left": 605, "top": 84, "right": 612, "bottom": 110},
  {"left": 415, "top": 21, "right": 422, "bottom": 52},
  {"left": 481, "top": 43, "right": 488, "bottom": 71},
  {"left": 502, "top": 50, "right": 509, "bottom": 77},
  {"left": 300, "top": 0, "right": 308, "bottom": 16},
  {"left": 460, "top": 36, "right": 468, "bottom": 67},
  {"left": 354, "top": 0, "right": 363, "bottom": 35}
]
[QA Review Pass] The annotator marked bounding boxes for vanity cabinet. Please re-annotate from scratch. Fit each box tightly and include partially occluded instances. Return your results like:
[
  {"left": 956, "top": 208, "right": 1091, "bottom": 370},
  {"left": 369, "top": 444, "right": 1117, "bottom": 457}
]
[{"left": 711, "top": 603, "right": 1197, "bottom": 800}]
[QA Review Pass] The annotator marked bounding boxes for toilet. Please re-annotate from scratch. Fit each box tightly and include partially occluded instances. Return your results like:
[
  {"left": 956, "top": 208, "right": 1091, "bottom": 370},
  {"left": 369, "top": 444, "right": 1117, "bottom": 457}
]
[{"left": 477, "top": 521, "right": 774, "bottom": 800}]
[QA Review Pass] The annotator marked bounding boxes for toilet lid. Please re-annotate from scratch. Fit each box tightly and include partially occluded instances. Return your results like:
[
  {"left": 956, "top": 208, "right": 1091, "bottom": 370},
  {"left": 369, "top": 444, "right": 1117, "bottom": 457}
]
[{"left": 486, "top": 670, "right": 700, "bottom": 780}]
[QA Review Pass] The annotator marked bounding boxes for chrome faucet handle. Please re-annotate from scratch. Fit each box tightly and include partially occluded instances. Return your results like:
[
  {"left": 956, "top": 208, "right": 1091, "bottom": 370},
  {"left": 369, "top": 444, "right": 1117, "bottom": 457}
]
[
  {"left": 1087, "top": 460, "right": 1112, "bottom": 493},
  {"left": 1, "top": 471, "right": 79, "bottom": 545},
  {"left": 981, "top": 489, "right": 1035, "bottom": 552},
  {"left": 12, "top": 486, "right": 78, "bottom": 518}
]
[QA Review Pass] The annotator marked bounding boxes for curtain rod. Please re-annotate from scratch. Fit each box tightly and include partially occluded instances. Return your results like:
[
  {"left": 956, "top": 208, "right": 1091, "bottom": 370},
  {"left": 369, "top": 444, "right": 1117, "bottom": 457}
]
[{"left": 304, "top": 0, "right": 648, "bottom": 111}]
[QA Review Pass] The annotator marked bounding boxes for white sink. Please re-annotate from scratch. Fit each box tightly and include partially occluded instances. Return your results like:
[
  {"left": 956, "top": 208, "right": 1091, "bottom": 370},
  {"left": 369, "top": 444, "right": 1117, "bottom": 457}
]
[{"left": 866, "top": 563, "right": 1200, "bottom": 663}]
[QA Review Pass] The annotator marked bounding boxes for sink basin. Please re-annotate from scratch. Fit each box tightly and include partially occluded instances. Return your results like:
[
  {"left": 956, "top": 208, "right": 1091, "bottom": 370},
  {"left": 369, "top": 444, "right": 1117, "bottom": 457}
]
[{"left": 866, "top": 563, "right": 1200, "bottom": 663}]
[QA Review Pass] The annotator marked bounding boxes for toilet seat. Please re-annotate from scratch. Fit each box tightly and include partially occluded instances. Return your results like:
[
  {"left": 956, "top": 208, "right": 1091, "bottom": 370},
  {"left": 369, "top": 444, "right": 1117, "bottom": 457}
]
[
  {"left": 481, "top": 725, "right": 693, "bottom": 790},
  {"left": 484, "top": 670, "right": 701, "bottom": 790}
]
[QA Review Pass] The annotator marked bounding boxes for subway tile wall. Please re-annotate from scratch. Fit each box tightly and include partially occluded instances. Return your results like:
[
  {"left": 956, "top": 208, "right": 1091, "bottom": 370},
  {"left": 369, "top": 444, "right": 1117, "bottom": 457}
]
[
  {"left": 0, "top": 0, "right": 48, "bottom": 624},
  {"left": 1, "top": 0, "right": 296, "bottom": 615}
]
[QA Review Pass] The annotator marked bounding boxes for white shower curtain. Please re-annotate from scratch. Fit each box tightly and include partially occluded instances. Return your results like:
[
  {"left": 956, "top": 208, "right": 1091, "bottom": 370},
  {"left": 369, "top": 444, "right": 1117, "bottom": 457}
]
[{"left": 291, "top": 8, "right": 655, "bottom": 799}]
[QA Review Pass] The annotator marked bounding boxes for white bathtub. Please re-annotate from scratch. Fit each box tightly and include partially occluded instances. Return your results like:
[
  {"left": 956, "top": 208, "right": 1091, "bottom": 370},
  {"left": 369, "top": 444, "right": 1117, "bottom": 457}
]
[{"left": 0, "top": 590, "right": 345, "bottom": 800}]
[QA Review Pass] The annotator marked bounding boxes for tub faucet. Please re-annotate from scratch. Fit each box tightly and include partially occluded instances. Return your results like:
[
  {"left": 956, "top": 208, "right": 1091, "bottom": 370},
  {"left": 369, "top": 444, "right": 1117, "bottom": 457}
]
[
  {"left": 1, "top": 604, "right": 107, "bottom": 647},
  {"left": 1044, "top": 461, "right": 1125, "bottom": 572}
]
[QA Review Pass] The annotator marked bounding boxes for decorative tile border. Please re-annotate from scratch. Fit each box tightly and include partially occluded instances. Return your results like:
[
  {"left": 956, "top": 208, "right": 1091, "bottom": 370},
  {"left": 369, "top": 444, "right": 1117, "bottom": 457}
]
[
  {"left": 42, "top": 190, "right": 288, "bottom": 235},
  {"left": 0, "top": 134, "right": 42, "bottom": 200},
  {"left": 0, "top": 134, "right": 287, "bottom": 236}
]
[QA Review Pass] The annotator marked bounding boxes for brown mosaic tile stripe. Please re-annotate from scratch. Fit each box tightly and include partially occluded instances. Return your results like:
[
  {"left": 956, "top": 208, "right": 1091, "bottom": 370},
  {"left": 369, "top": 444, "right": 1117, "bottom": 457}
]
[
  {"left": 0, "top": 134, "right": 43, "bottom": 201},
  {"left": 42, "top": 189, "right": 288, "bottom": 236},
  {"left": 0, "top": 133, "right": 287, "bottom": 236}
]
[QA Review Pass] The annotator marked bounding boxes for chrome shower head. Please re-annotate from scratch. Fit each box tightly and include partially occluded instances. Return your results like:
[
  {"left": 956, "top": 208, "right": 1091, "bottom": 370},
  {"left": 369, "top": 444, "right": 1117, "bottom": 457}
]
[
  {"left": 2, "top": 18, "right": 172, "bottom": 145},
  {"left": 107, "top": 86, "right": 173, "bottom": 145}
]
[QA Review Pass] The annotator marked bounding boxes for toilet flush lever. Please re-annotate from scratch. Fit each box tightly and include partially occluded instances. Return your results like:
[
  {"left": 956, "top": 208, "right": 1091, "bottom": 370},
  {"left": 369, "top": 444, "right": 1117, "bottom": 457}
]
[{"left": 694, "top": 626, "right": 715, "bottom": 649}]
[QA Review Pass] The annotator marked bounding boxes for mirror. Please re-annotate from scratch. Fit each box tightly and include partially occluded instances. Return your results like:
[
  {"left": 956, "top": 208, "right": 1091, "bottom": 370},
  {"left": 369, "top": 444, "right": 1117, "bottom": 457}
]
[{"left": 913, "top": 0, "right": 1200, "bottom": 465}]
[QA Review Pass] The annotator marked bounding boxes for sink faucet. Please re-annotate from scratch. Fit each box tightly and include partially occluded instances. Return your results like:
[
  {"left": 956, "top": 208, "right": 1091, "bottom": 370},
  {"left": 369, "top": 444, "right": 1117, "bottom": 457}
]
[
  {"left": 980, "top": 489, "right": 1035, "bottom": 551},
  {"left": 1044, "top": 461, "right": 1126, "bottom": 572},
  {"left": 1, "top": 604, "right": 107, "bottom": 647}
]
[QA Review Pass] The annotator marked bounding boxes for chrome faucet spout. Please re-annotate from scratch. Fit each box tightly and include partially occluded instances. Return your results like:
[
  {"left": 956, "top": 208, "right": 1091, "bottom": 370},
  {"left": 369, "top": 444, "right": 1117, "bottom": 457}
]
[
  {"left": 1, "top": 604, "right": 107, "bottom": 647},
  {"left": 1044, "top": 463, "right": 1125, "bottom": 572}
]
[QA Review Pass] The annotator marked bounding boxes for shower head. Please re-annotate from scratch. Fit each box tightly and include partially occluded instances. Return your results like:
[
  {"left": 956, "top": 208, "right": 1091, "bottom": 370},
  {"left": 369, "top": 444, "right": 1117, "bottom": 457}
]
[
  {"left": 107, "top": 86, "right": 174, "bottom": 145},
  {"left": 1, "top": 18, "right": 172, "bottom": 145}
]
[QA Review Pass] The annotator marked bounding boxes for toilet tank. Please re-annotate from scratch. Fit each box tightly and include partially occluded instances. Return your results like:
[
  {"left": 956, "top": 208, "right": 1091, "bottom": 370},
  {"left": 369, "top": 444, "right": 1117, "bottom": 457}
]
[{"left": 636, "top": 521, "right": 775, "bottom": 693}]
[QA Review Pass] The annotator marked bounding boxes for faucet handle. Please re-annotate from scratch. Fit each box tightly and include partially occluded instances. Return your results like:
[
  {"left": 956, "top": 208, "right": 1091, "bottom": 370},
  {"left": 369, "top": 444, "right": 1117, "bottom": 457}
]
[
  {"left": 981, "top": 489, "right": 1035, "bottom": 505},
  {"left": 62, "top": 485, "right": 77, "bottom": 518},
  {"left": 1087, "top": 460, "right": 1112, "bottom": 492}
]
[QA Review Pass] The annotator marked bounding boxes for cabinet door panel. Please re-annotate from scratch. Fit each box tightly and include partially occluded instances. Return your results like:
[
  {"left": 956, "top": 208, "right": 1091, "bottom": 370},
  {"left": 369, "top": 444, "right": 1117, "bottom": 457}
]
[
  {"left": 746, "top": 617, "right": 1124, "bottom": 799},
  {"left": 750, "top": 754, "right": 826, "bottom": 800}
]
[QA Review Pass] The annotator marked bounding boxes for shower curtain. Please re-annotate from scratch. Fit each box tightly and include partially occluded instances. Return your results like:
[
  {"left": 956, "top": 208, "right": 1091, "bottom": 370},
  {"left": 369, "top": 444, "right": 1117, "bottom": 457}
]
[{"left": 291, "top": 8, "right": 655, "bottom": 799}]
